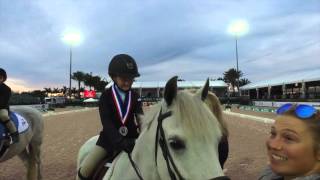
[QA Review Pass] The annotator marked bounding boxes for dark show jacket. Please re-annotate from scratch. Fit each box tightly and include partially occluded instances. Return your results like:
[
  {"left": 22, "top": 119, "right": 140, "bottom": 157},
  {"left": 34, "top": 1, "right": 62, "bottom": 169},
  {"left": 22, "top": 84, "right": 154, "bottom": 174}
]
[
  {"left": 96, "top": 87, "right": 143, "bottom": 152},
  {"left": 0, "top": 83, "right": 11, "bottom": 111}
]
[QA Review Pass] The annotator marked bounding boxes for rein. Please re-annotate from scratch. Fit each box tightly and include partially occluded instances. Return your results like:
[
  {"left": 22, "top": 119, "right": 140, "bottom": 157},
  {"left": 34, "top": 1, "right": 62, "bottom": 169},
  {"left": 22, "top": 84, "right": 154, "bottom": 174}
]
[
  {"left": 127, "top": 153, "right": 144, "bottom": 180},
  {"left": 127, "top": 107, "right": 183, "bottom": 180}
]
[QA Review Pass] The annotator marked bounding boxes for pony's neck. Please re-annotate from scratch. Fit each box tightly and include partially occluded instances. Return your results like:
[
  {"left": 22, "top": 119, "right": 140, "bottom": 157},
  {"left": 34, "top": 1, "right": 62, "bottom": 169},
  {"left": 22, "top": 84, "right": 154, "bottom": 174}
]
[{"left": 107, "top": 111, "right": 161, "bottom": 180}]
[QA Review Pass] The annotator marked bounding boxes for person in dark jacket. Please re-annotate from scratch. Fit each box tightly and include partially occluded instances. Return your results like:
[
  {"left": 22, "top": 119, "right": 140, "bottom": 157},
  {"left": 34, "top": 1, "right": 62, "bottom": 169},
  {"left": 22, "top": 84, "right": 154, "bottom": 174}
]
[
  {"left": 78, "top": 54, "right": 143, "bottom": 180},
  {"left": 0, "top": 68, "right": 19, "bottom": 144}
]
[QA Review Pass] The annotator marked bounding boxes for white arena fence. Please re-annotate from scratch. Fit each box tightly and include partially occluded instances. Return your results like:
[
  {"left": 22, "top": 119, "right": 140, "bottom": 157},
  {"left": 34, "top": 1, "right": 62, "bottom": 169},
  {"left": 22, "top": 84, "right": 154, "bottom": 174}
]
[
  {"left": 224, "top": 110, "right": 274, "bottom": 124},
  {"left": 11, "top": 104, "right": 49, "bottom": 112},
  {"left": 253, "top": 101, "right": 320, "bottom": 108}
]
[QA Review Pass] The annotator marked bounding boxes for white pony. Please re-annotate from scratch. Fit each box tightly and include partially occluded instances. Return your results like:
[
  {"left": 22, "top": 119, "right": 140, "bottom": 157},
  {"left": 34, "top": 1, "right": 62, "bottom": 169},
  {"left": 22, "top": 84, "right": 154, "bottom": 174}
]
[
  {"left": 77, "top": 76, "right": 230, "bottom": 180},
  {"left": 0, "top": 106, "right": 44, "bottom": 180}
]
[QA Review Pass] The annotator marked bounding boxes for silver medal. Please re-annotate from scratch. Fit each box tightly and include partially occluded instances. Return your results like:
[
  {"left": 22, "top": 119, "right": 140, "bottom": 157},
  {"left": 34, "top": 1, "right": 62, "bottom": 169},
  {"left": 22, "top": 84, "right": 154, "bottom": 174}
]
[{"left": 119, "top": 126, "right": 128, "bottom": 136}]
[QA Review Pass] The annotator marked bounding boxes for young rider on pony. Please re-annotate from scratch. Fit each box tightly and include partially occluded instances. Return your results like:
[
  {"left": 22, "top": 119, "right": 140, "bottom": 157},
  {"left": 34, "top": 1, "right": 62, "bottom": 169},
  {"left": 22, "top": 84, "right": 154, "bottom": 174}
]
[
  {"left": 0, "top": 68, "right": 19, "bottom": 144},
  {"left": 78, "top": 54, "right": 143, "bottom": 180}
]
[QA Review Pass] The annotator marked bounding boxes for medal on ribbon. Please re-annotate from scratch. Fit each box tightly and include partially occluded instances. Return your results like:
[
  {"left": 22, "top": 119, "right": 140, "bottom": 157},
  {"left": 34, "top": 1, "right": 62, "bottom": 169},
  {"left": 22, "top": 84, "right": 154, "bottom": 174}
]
[
  {"left": 112, "top": 85, "right": 132, "bottom": 136},
  {"left": 119, "top": 126, "right": 128, "bottom": 136}
]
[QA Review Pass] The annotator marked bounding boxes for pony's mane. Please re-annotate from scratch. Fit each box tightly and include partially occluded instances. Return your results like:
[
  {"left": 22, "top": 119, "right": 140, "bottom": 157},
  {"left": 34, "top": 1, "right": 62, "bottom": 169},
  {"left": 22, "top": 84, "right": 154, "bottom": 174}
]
[
  {"left": 204, "top": 92, "right": 229, "bottom": 137},
  {"left": 141, "top": 90, "right": 222, "bottom": 141}
]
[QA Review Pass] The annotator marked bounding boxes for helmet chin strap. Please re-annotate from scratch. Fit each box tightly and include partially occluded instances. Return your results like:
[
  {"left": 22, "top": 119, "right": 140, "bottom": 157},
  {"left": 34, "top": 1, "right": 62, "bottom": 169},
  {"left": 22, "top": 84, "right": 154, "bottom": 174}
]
[{"left": 114, "top": 83, "right": 131, "bottom": 93}]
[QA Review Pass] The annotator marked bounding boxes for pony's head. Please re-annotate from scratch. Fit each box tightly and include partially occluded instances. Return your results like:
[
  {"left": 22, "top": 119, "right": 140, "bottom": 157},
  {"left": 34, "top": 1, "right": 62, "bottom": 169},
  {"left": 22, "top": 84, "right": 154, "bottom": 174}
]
[{"left": 137, "top": 76, "right": 228, "bottom": 180}]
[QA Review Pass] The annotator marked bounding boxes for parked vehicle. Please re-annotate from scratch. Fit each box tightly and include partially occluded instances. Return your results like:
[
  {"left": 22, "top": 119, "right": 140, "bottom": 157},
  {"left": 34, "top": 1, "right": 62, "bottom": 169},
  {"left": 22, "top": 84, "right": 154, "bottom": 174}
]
[{"left": 44, "top": 97, "right": 66, "bottom": 108}]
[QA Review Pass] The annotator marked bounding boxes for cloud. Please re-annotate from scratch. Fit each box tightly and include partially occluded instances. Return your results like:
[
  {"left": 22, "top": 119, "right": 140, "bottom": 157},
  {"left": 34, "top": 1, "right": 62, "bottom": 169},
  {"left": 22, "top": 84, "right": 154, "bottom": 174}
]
[
  {"left": 0, "top": 0, "right": 319, "bottom": 90},
  {"left": 6, "top": 78, "right": 39, "bottom": 92}
]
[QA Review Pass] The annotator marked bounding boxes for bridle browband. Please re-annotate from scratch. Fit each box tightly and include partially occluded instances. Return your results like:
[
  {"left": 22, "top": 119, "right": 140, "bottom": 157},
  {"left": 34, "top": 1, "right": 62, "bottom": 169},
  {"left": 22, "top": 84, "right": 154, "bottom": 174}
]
[{"left": 128, "top": 107, "right": 230, "bottom": 180}]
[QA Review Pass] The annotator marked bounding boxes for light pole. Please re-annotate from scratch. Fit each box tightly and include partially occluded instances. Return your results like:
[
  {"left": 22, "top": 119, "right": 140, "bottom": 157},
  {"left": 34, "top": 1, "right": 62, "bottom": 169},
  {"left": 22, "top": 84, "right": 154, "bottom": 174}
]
[
  {"left": 227, "top": 20, "right": 249, "bottom": 96},
  {"left": 62, "top": 32, "right": 82, "bottom": 98}
]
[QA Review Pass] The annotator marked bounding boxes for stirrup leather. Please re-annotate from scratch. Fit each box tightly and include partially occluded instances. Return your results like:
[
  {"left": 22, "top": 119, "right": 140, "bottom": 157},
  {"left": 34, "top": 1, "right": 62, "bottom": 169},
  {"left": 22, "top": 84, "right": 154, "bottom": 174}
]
[
  {"left": 9, "top": 131, "right": 19, "bottom": 145},
  {"left": 2, "top": 119, "right": 10, "bottom": 124}
]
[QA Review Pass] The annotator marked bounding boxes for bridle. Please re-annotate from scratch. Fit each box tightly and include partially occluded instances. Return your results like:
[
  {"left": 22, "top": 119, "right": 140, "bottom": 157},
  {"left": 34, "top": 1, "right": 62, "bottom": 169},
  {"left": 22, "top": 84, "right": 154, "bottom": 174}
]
[
  {"left": 154, "top": 108, "right": 184, "bottom": 180},
  {"left": 128, "top": 107, "right": 230, "bottom": 180}
]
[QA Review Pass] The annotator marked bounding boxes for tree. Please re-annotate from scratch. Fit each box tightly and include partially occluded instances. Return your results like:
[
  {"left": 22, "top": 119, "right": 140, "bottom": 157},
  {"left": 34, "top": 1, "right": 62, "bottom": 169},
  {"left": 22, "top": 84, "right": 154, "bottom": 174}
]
[
  {"left": 71, "top": 87, "right": 77, "bottom": 95},
  {"left": 91, "top": 76, "right": 102, "bottom": 90},
  {"left": 72, "top": 71, "right": 86, "bottom": 98},
  {"left": 95, "top": 78, "right": 108, "bottom": 91},
  {"left": 43, "top": 87, "right": 52, "bottom": 96},
  {"left": 61, "top": 86, "right": 68, "bottom": 96},
  {"left": 53, "top": 88, "right": 60, "bottom": 93},
  {"left": 83, "top": 73, "right": 95, "bottom": 90},
  {"left": 89, "top": 75, "right": 109, "bottom": 91},
  {"left": 81, "top": 72, "right": 109, "bottom": 94},
  {"left": 239, "top": 78, "right": 251, "bottom": 87},
  {"left": 223, "top": 68, "right": 243, "bottom": 95},
  {"left": 30, "top": 90, "right": 46, "bottom": 103}
]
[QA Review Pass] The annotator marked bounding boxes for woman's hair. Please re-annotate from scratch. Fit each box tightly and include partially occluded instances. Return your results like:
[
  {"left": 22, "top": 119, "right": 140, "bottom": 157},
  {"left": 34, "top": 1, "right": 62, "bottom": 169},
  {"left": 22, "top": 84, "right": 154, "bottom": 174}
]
[{"left": 282, "top": 106, "right": 320, "bottom": 152}]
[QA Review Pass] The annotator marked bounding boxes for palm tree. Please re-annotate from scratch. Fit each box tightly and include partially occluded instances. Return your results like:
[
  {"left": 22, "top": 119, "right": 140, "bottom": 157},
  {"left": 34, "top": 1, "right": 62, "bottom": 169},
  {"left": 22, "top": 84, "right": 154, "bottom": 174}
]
[
  {"left": 31, "top": 90, "right": 46, "bottom": 103},
  {"left": 71, "top": 87, "right": 77, "bottom": 96},
  {"left": 61, "top": 86, "right": 68, "bottom": 96},
  {"left": 223, "top": 68, "right": 243, "bottom": 95},
  {"left": 83, "top": 73, "right": 96, "bottom": 90},
  {"left": 53, "top": 88, "right": 60, "bottom": 93},
  {"left": 95, "top": 78, "right": 108, "bottom": 91},
  {"left": 239, "top": 78, "right": 251, "bottom": 87},
  {"left": 72, "top": 71, "right": 86, "bottom": 98},
  {"left": 91, "top": 76, "right": 101, "bottom": 90},
  {"left": 43, "top": 87, "right": 52, "bottom": 96}
]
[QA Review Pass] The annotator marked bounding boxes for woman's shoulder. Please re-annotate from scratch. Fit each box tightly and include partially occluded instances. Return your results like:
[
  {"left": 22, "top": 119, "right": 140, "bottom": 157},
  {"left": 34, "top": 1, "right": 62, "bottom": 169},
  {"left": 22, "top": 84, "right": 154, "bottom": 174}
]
[
  {"left": 294, "top": 174, "right": 320, "bottom": 180},
  {"left": 258, "top": 166, "right": 320, "bottom": 180},
  {"left": 258, "top": 166, "right": 282, "bottom": 180}
]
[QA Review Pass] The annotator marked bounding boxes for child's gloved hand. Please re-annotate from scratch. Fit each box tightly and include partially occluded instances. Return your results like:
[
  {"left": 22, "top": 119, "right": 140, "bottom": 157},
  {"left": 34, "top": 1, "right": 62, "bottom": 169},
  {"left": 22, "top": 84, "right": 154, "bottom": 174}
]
[{"left": 120, "top": 138, "right": 135, "bottom": 153}]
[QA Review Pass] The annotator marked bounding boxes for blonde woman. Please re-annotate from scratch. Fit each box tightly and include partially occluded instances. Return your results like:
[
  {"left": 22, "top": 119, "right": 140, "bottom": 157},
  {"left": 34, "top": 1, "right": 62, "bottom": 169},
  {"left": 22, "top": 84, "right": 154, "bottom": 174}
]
[{"left": 259, "top": 103, "right": 320, "bottom": 180}]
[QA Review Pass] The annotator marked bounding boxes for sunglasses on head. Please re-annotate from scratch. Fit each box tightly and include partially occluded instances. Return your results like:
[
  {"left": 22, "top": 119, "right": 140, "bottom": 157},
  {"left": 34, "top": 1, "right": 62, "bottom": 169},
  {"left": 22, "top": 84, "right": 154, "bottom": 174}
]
[{"left": 276, "top": 103, "right": 318, "bottom": 119}]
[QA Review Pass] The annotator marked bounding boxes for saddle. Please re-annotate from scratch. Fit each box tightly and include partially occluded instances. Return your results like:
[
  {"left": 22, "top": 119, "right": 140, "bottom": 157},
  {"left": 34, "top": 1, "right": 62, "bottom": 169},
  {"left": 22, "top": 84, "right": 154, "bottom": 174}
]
[
  {"left": 0, "top": 111, "right": 29, "bottom": 159},
  {"left": 0, "top": 111, "right": 29, "bottom": 140}
]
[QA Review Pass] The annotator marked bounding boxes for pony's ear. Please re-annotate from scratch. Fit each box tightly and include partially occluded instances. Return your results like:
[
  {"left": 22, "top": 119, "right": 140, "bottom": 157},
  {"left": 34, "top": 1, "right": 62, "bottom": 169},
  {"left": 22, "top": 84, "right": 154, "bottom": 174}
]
[
  {"left": 200, "top": 78, "right": 210, "bottom": 101},
  {"left": 164, "top": 76, "right": 178, "bottom": 106}
]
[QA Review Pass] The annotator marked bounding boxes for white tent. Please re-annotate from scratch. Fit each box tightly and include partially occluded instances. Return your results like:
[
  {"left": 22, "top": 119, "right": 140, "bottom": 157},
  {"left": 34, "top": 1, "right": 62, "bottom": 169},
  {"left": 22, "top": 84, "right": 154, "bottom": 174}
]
[{"left": 83, "top": 98, "right": 98, "bottom": 103}]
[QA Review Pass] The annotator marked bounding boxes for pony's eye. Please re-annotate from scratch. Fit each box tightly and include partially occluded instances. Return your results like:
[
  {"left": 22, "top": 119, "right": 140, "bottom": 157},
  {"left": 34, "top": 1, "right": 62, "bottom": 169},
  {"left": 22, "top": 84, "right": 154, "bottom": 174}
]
[{"left": 168, "top": 138, "right": 186, "bottom": 151}]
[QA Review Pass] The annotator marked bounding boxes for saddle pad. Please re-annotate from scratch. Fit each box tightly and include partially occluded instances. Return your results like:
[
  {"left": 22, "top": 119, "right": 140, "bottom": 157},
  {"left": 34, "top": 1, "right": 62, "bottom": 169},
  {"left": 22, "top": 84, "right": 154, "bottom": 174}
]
[{"left": 0, "top": 112, "right": 29, "bottom": 140}]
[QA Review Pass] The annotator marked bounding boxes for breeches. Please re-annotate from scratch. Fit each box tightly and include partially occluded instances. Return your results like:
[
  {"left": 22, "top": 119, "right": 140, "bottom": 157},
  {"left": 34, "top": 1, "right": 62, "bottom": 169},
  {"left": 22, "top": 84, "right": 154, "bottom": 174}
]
[
  {"left": 0, "top": 109, "right": 17, "bottom": 133},
  {"left": 0, "top": 109, "right": 9, "bottom": 122},
  {"left": 79, "top": 145, "right": 107, "bottom": 178}
]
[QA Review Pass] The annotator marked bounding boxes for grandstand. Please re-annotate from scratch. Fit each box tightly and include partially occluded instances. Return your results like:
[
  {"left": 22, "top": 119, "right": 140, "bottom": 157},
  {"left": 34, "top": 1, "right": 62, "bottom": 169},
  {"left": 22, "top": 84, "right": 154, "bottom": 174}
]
[
  {"left": 131, "top": 80, "right": 228, "bottom": 101},
  {"left": 240, "top": 69, "right": 320, "bottom": 107}
]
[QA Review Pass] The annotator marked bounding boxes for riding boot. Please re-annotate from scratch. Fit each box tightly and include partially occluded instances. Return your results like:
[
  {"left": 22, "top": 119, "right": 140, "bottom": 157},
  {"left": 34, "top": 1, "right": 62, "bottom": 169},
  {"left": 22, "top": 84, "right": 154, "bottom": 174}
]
[
  {"left": 3, "top": 119, "right": 19, "bottom": 144},
  {"left": 78, "top": 168, "right": 91, "bottom": 180}
]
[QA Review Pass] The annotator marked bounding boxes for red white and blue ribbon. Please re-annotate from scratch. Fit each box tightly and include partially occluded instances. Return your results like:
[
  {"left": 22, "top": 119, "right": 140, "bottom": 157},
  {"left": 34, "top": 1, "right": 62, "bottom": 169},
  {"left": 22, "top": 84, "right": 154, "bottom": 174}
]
[{"left": 111, "top": 85, "right": 132, "bottom": 125}]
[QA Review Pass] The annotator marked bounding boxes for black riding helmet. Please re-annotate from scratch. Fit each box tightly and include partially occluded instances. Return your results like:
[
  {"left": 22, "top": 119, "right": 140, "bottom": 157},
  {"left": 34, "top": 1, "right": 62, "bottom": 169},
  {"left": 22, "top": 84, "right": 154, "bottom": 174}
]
[
  {"left": 0, "top": 68, "right": 7, "bottom": 81},
  {"left": 108, "top": 54, "right": 140, "bottom": 78}
]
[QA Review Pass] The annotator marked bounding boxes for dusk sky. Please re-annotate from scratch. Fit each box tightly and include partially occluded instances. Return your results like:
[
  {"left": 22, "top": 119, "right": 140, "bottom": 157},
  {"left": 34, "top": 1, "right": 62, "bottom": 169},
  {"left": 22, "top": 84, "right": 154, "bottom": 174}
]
[{"left": 1, "top": 0, "right": 319, "bottom": 92}]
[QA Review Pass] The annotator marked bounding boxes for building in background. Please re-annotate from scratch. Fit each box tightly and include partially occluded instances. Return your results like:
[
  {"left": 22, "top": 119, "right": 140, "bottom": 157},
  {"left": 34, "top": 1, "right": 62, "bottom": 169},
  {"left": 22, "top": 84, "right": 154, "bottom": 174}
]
[
  {"left": 131, "top": 80, "right": 228, "bottom": 102},
  {"left": 240, "top": 69, "right": 320, "bottom": 107}
]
